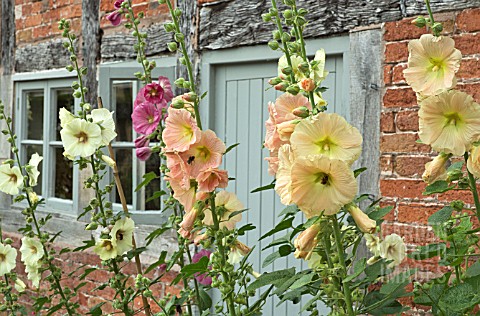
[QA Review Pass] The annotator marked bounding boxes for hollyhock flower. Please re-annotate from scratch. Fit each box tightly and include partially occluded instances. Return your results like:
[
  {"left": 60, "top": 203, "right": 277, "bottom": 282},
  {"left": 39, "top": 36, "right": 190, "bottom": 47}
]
[
  {"left": 196, "top": 168, "right": 228, "bottom": 192},
  {"left": 310, "top": 49, "right": 328, "bottom": 83},
  {"left": 290, "top": 113, "right": 362, "bottom": 165},
  {"left": 264, "top": 102, "right": 284, "bottom": 153},
  {"left": 278, "top": 54, "right": 305, "bottom": 80},
  {"left": 203, "top": 191, "right": 244, "bottom": 230},
  {"left": 0, "top": 244, "right": 17, "bottom": 276},
  {"left": 110, "top": 218, "right": 134, "bottom": 255},
  {"left": 102, "top": 155, "right": 116, "bottom": 168},
  {"left": 25, "top": 262, "right": 41, "bottom": 288},
  {"left": 468, "top": 146, "right": 480, "bottom": 178},
  {"left": 15, "top": 279, "right": 26, "bottom": 293},
  {"left": 168, "top": 175, "right": 196, "bottom": 212},
  {"left": 404, "top": 34, "right": 461, "bottom": 96},
  {"left": 136, "top": 147, "right": 152, "bottom": 161},
  {"left": 94, "top": 239, "right": 117, "bottom": 261},
  {"left": 265, "top": 154, "right": 279, "bottom": 176},
  {"left": 106, "top": 11, "right": 122, "bottom": 26},
  {"left": 192, "top": 249, "right": 212, "bottom": 286},
  {"left": 132, "top": 102, "right": 161, "bottom": 136},
  {"left": 165, "top": 151, "right": 191, "bottom": 188},
  {"left": 275, "top": 144, "right": 295, "bottom": 205},
  {"left": 20, "top": 237, "right": 44, "bottom": 266},
  {"left": 419, "top": 90, "right": 480, "bottom": 156},
  {"left": 184, "top": 130, "right": 226, "bottom": 176},
  {"left": 59, "top": 107, "right": 74, "bottom": 128},
  {"left": 179, "top": 207, "right": 200, "bottom": 235},
  {"left": 114, "top": 0, "right": 125, "bottom": 9},
  {"left": 0, "top": 165, "right": 24, "bottom": 195},
  {"left": 274, "top": 94, "right": 311, "bottom": 125},
  {"left": 423, "top": 153, "right": 451, "bottom": 183},
  {"left": 25, "top": 153, "right": 43, "bottom": 187},
  {"left": 144, "top": 82, "right": 165, "bottom": 105},
  {"left": 379, "top": 234, "right": 406, "bottom": 268},
  {"left": 61, "top": 118, "right": 102, "bottom": 158},
  {"left": 158, "top": 76, "right": 174, "bottom": 103},
  {"left": 290, "top": 156, "right": 357, "bottom": 218},
  {"left": 163, "top": 108, "right": 201, "bottom": 152},
  {"left": 228, "top": 240, "right": 251, "bottom": 264},
  {"left": 294, "top": 224, "right": 321, "bottom": 260},
  {"left": 299, "top": 78, "right": 315, "bottom": 92},
  {"left": 347, "top": 204, "right": 376, "bottom": 234},
  {"left": 89, "top": 108, "right": 117, "bottom": 145},
  {"left": 134, "top": 135, "right": 150, "bottom": 148},
  {"left": 365, "top": 234, "right": 381, "bottom": 256}
]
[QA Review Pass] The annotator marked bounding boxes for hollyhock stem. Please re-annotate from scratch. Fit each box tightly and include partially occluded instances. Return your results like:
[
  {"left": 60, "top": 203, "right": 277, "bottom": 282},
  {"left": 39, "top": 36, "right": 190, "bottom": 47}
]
[
  {"left": 424, "top": 0, "right": 436, "bottom": 25},
  {"left": 271, "top": 0, "right": 296, "bottom": 84},
  {"left": 332, "top": 216, "right": 355, "bottom": 316},
  {"left": 464, "top": 152, "right": 480, "bottom": 221}
]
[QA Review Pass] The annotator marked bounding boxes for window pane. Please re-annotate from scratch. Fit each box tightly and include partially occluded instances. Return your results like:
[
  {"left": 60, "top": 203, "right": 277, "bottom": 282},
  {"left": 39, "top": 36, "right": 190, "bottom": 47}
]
[
  {"left": 54, "top": 147, "right": 73, "bottom": 200},
  {"left": 114, "top": 148, "right": 133, "bottom": 205},
  {"left": 55, "top": 89, "right": 75, "bottom": 141},
  {"left": 25, "top": 145, "right": 43, "bottom": 195},
  {"left": 26, "top": 91, "right": 44, "bottom": 140},
  {"left": 145, "top": 154, "right": 161, "bottom": 211},
  {"left": 113, "top": 82, "right": 133, "bottom": 142}
]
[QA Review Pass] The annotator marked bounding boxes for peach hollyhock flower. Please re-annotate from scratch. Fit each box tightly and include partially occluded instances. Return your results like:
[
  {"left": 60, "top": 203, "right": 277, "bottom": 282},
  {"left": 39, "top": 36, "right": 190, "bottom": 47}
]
[
  {"left": 290, "top": 113, "right": 362, "bottom": 165},
  {"left": 274, "top": 94, "right": 311, "bottom": 141},
  {"left": 0, "top": 164, "right": 24, "bottom": 195},
  {"left": 179, "top": 207, "right": 200, "bottom": 237},
  {"left": 203, "top": 191, "right": 244, "bottom": 230},
  {"left": 422, "top": 153, "right": 451, "bottom": 183},
  {"left": 419, "top": 90, "right": 480, "bottom": 156},
  {"left": 379, "top": 234, "right": 406, "bottom": 268},
  {"left": 165, "top": 151, "right": 191, "bottom": 189},
  {"left": 196, "top": 168, "right": 228, "bottom": 192},
  {"left": 168, "top": 175, "right": 196, "bottom": 212},
  {"left": 61, "top": 118, "right": 103, "bottom": 158},
  {"left": 290, "top": 156, "right": 357, "bottom": 217},
  {"left": 467, "top": 146, "right": 480, "bottom": 178},
  {"left": 404, "top": 34, "right": 461, "bottom": 96},
  {"left": 265, "top": 152, "right": 279, "bottom": 176},
  {"left": 163, "top": 108, "right": 201, "bottom": 152},
  {"left": 294, "top": 223, "right": 321, "bottom": 260},
  {"left": 275, "top": 144, "right": 295, "bottom": 205},
  {"left": 184, "top": 129, "right": 226, "bottom": 176},
  {"left": 132, "top": 102, "right": 160, "bottom": 136},
  {"left": 347, "top": 204, "right": 376, "bottom": 234},
  {"left": 264, "top": 102, "right": 285, "bottom": 153}
]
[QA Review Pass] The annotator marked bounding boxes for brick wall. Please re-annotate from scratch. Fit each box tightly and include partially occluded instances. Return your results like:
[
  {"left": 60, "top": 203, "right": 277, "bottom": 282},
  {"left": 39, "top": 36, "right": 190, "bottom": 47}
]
[{"left": 381, "top": 7, "right": 480, "bottom": 281}]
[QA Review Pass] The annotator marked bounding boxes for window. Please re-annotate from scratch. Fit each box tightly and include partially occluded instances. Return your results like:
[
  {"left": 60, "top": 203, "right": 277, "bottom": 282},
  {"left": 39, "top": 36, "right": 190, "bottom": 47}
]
[{"left": 15, "top": 77, "right": 80, "bottom": 214}]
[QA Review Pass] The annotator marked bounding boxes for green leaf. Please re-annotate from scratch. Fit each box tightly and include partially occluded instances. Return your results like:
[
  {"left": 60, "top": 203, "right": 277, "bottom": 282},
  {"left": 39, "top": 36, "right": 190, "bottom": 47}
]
[
  {"left": 225, "top": 143, "right": 240, "bottom": 154},
  {"left": 439, "top": 283, "right": 480, "bottom": 312},
  {"left": 247, "top": 268, "right": 295, "bottom": 291},
  {"left": 466, "top": 261, "right": 480, "bottom": 278},
  {"left": 79, "top": 267, "right": 97, "bottom": 280},
  {"left": 181, "top": 256, "right": 209, "bottom": 278},
  {"left": 290, "top": 273, "right": 314, "bottom": 289},
  {"left": 278, "top": 205, "right": 298, "bottom": 217},
  {"left": 227, "top": 208, "right": 248, "bottom": 220},
  {"left": 145, "top": 225, "right": 171, "bottom": 246},
  {"left": 145, "top": 251, "right": 168, "bottom": 274},
  {"left": 198, "top": 288, "right": 212, "bottom": 311},
  {"left": 408, "top": 243, "right": 446, "bottom": 260},
  {"left": 87, "top": 303, "right": 104, "bottom": 316},
  {"left": 448, "top": 161, "right": 464, "bottom": 172},
  {"left": 146, "top": 190, "right": 166, "bottom": 203},
  {"left": 75, "top": 281, "right": 87, "bottom": 292},
  {"left": 135, "top": 172, "right": 159, "bottom": 192},
  {"left": 273, "top": 273, "right": 304, "bottom": 295},
  {"left": 343, "top": 258, "right": 366, "bottom": 283},
  {"left": 73, "top": 238, "right": 96, "bottom": 252},
  {"left": 278, "top": 245, "right": 292, "bottom": 256},
  {"left": 262, "top": 232, "right": 292, "bottom": 250},
  {"left": 368, "top": 206, "right": 394, "bottom": 221},
  {"left": 251, "top": 182, "right": 275, "bottom": 193},
  {"left": 365, "top": 260, "right": 389, "bottom": 282},
  {"left": 262, "top": 251, "right": 281, "bottom": 268},
  {"left": 354, "top": 167, "right": 367, "bottom": 178},
  {"left": 249, "top": 285, "right": 274, "bottom": 312},
  {"left": 423, "top": 180, "right": 454, "bottom": 195},
  {"left": 47, "top": 304, "right": 63, "bottom": 315},
  {"left": 260, "top": 217, "right": 294, "bottom": 241},
  {"left": 428, "top": 206, "right": 454, "bottom": 226},
  {"left": 200, "top": 91, "right": 208, "bottom": 100},
  {"left": 237, "top": 223, "right": 256, "bottom": 236}
]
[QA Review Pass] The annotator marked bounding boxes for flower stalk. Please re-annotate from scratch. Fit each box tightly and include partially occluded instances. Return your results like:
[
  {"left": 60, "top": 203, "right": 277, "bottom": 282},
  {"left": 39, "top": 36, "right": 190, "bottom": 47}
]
[{"left": 464, "top": 152, "right": 480, "bottom": 221}]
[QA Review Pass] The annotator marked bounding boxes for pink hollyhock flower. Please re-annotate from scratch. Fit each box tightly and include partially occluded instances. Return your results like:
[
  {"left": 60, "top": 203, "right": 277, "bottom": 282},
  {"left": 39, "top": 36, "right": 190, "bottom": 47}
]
[
  {"left": 134, "top": 135, "right": 150, "bottom": 148},
  {"left": 264, "top": 102, "right": 285, "bottom": 153},
  {"left": 196, "top": 168, "right": 228, "bottom": 192},
  {"left": 184, "top": 130, "right": 226, "bottom": 176},
  {"left": 106, "top": 11, "right": 122, "bottom": 26},
  {"left": 163, "top": 108, "right": 201, "bottom": 152},
  {"left": 144, "top": 82, "right": 165, "bottom": 105},
  {"left": 158, "top": 76, "right": 174, "bottom": 103},
  {"left": 132, "top": 102, "right": 160, "bottom": 135},
  {"left": 136, "top": 147, "right": 152, "bottom": 161},
  {"left": 192, "top": 249, "right": 213, "bottom": 286},
  {"left": 114, "top": 0, "right": 125, "bottom": 9}
]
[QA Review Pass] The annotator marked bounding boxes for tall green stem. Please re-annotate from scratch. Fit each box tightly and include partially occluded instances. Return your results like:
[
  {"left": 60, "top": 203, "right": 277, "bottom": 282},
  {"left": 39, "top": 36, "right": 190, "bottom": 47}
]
[
  {"left": 424, "top": 0, "right": 436, "bottom": 25},
  {"left": 331, "top": 216, "right": 355, "bottom": 316},
  {"left": 464, "top": 153, "right": 480, "bottom": 221},
  {"left": 271, "top": 0, "right": 296, "bottom": 83}
]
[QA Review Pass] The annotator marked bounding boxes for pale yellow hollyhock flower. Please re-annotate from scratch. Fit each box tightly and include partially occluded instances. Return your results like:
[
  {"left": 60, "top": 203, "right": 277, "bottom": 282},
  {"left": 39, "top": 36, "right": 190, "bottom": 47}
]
[
  {"left": 275, "top": 144, "right": 295, "bottom": 205},
  {"left": 364, "top": 234, "right": 381, "bottom": 256},
  {"left": 59, "top": 107, "right": 74, "bottom": 128},
  {"left": 20, "top": 237, "right": 44, "bottom": 266},
  {"left": 93, "top": 239, "right": 117, "bottom": 261},
  {"left": 467, "top": 146, "right": 480, "bottom": 178},
  {"left": 203, "top": 191, "right": 244, "bottom": 230},
  {"left": 61, "top": 118, "right": 103, "bottom": 158},
  {"left": 25, "top": 262, "right": 41, "bottom": 288},
  {"left": 422, "top": 153, "right": 451, "bottom": 184},
  {"left": 290, "top": 156, "right": 357, "bottom": 217},
  {"left": 0, "top": 244, "right": 17, "bottom": 275},
  {"left": 379, "top": 234, "right": 406, "bottom": 268},
  {"left": 404, "top": 34, "right": 461, "bottom": 96},
  {"left": 101, "top": 155, "right": 116, "bottom": 168},
  {"left": 278, "top": 54, "right": 305, "bottom": 79},
  {"left": 14, "top": 279, "right": 26, "bottom": 293},
  {"left": 227, "top": 241, "right": 251, "bottom": 265},
  {"left": 347, "top": 204, "right": 376, "bottom": 234},
  {"left": 88, "top": 108, "right": 117, "bottom": 145},
  {"left": 310, "top": 49, "right": 329, "bottom": 83},
  {"left": 0, "top": 165, "right": 24, "bottom": 195},
  {"left": 110, "top": 218, "right": 134, "bottom": 255},
  {"left": 419, "top": 90, "right": 480, "bottom": 156},
  {"left": 25, "top": 153, "right": 43, "bottom": 187},
  {"left": 290, "top": 113, "right": 362, "bottom": 165},
  {"left": 294, "top": 223, "right": 321, "bottom": 260}
]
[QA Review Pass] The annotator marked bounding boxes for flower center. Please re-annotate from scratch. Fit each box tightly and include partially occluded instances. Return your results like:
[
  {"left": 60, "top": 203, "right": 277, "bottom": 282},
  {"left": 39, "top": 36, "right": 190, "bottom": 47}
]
[
  {"left": 196, "top": 146, "right": 211, "bottom": 161},
  {"left": 444, "top": 112, "right": 462, "bottom": 127},
  {"left": 315, "top": 137, "right": 334, "bottom": 154},
  {"left": 105, "top": 241, "right": 113, "bottom": 251},
  {"left": 75, "top": 131, "right": 89, "bottom": 144},
  {"left": 314, "top": 172, "right": 330, "bottom": 185},
  {"left": 0, "top": 253, "right": 5, "bottom": 262},
  {"left": 430, "top": 59, "right": 444, "bottom": 72},
  {"left": 30, "top": 246, "right": 37, "bottom": 254},
  {"left": 116, "top": 231, "right": 124, "bottom": 241},
  {"left": 147, "top": 115, "right": 154, "bottom": 124},
  {"left": 9, "top": 173, "right": 17, "bottom": 183}
]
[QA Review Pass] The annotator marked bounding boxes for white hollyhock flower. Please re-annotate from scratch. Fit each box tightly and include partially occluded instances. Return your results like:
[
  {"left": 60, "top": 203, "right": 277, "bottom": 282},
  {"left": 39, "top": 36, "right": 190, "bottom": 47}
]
[
  {"left": 14, "top": 279, "right": 26, "bottom": 293},
  {"left": 88, "top": 108, "right": 117, "bottom": 145},
  {"left": 60, "top": 118, "right": 102, "bottom": 158},
  {"left": 364, "top": 234, "right": 381, "bottom": 256},
  {"left": 59, "top": 107, "right": 75, "bottom": 128},
  {"left": 25, "top": 262, "right": 41, "bottom": 288},
  {"left": 0, "top": 244, "right": 17, "bottom": 276},
  {"left": 110, "top": 218, "right": 134, "bottom": 255},
  {"left": 20, "top": 237, "right": 45, "bottom": 266},
  {"left": 379, "top": 234, "right": 406, "bottom": 268},
  {"left": 0, "top": 164, "right": 24, "bottom": 195},
  {"left": 25, "top": 153, "right": 43, "bottom": 187}
]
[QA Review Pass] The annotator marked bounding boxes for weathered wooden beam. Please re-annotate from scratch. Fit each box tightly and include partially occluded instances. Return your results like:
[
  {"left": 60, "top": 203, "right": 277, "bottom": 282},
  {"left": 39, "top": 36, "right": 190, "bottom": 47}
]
[
  {"left": 15, "top": 39, "right": 71, "bottom": 73},
  {"left": 82, "top": 0, "right": 100, "bottom": 106}
]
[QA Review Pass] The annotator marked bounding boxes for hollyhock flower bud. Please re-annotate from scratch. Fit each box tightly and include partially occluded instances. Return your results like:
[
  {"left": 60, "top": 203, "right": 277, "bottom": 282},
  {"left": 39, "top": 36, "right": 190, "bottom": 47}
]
[
  {"left": 422, "top": 153, "right": 450, "bottom": 184},
  {"left": 299, "top": 78, "right": 315, "bottom": 92},
  {"left": 114, "top": 0, "right": 126, "bottom": 9},
  {"left": 411, "top": 16, "right": 426, "bottom": 28},
  {"left": 274, "top": 82, "right": 289, "bottom": 92},
  {"left": 179, "top": 207, "right": 200, "bottom": 233},
  {"left": 178, "top": 227, "right": 193, "bottom": 239},
  {"left": 106, "top": 11, "right": 122, "bottom": 26},
  {"left": 136, "top": 147, "right": 152, "bottom": 161},
  {"left": 286, "top": 84, "right": 300, "bottom": 95},
  {"left": 281, "top": 66, "right": 293, "bottom": 76},
  {"left": 102, "top": 155, "right": 116, "bottom": 168},
  {"left": 298, "top": 62, "right": 309, "bottom": 73},
  {"left": 268, "top": 77, "right": 283, "bottom": 86},
  {"left": 134, "top": 135, "right": 150, "bottom": 148},
  {"left": 292, "top": 106, "right": 310, "bottom": 118},
  {"left": 294, "top": 223, "right": 321, "bottom": 260},
  {"left": 468, "top": 147, "right": 480, "bottom": 178},
  {"left": 182, "top": 92, "right": 198, "bottom": 103},
  {"left": 348, "top": 204, "right": 376, "bottom": 234}
]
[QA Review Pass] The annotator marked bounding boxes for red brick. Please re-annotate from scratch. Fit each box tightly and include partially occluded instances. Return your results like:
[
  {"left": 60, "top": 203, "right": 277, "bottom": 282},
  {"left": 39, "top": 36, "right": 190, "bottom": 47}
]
[
  {"left": 397, "top": 202, "right": 443, "bottom": 224},
  {"left": 380, "top": 133, "right": 430, "bottom": 153},
  {"left": 458, "top": 58, "right": 480, "bottom": 80},
  {"left": 384, "top": 18, "right": 429, "bottom": 42},
  {"left": 380, "top": 179, "right": 427, "bottom": 199},
  {"left": 441, "top": 189, "right": 475, "bottom": 205},
  {"left": 16, "top": 29, "right": 32, "bottom": 43},
  {"left": 33, "top": 25, "right": 51, "bottom": 39},
  {"left": 383, "top": 87, "right": 417, "bottom": 108},
  {"left": 24, "top": 14, "right": 42, "bottom": 28},
  {"left": 60, "top": 4, "right": 82, "bottom": 18},
  {"left": 380, "top": 200, "right": 396, "bottom": 221},
  {"left": 395, "top": 155, "right": 430, "bottom": 177},
  {"left": 385, "top": 41, "right": 408, "bottom": 63},
  {"left": 380, "top": 154, "right": 394, "bottom": 173},
  {"left": 132, "top": 3, "right": 149, "bottom": 16},
  {"left": 384, "top": 64, "right": 393, "bottom": 85},
  {"left": 458, "top": 82, "right": 480, "bottom": 103},
  {"left": 453, "top": 33, "right": 480, "bottom": 56},
  {"left": 382, "top": 222, "right": 437, "bottom": 246},
  {"left": 31, "top": 1, "right": 44, "bottom": 13},
  {"left": 380, "top": 112, "right": 395, "bottom": 133},
  {"left": 396, "top": 109, "right": 419, "bottom": 131},
  {"left": 457, "top": 8, "right": 480, "bottom": 32},
  {"left": 392, "top": 63, "right": 407, "bottom": 84}
]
